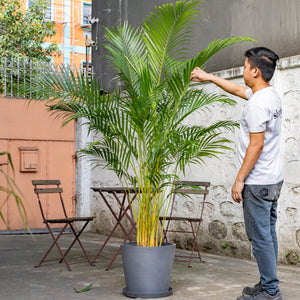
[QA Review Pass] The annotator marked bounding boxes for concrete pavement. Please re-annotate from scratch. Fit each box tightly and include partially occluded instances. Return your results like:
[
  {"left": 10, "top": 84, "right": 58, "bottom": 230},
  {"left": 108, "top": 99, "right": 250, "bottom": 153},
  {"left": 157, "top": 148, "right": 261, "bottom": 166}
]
[{"left": 0, "top": 233, "right": 299, "bottom": 300}]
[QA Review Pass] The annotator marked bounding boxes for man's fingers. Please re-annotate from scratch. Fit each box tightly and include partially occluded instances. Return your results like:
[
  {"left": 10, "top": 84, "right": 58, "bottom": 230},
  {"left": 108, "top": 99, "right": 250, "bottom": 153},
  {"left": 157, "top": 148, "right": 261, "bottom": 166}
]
[
  {"left": 190, "top": 68, "right": 202, "bottom": 81},
  {"left": 190, "top": 72, "right": 199, "bottom": 81},
  {"left": 232, "top": 191, "right": 243, "bottom": 203}
]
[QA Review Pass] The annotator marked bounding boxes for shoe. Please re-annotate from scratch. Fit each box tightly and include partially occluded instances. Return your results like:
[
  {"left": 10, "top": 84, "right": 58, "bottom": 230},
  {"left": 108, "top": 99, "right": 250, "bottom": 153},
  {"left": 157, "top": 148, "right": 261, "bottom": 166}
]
[
  {"left": 243, "top": 282, "right": 262, "bottom": 296},
  {"left": 236, "top": 290, "right": 282, "bottom": 300}
]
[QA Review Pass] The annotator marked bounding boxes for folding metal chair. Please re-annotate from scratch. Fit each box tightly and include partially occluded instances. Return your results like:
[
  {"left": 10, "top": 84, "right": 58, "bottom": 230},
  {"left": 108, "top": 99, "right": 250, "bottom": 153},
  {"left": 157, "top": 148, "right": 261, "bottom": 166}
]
[
  {"left": 159, "top": 181, "right": 210, "bottom": 267},
  {"left": 32, "top": 180, "right": 96, "bottom": 271}
]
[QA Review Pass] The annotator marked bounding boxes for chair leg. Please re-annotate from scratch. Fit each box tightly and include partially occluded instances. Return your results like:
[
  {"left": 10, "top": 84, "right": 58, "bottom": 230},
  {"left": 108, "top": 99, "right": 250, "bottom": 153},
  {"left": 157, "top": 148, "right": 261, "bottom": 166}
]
[
  {"left": 36, "top": 223, "right": 72, "bottom": 271},
  {"left": 187, "top": 221, "right": 204, "bottom": 268},
  {"left": 59, "top": 221, "right": 94, "bottom": 266},
  {"left": 163, "top": 229, "right": 169, "bottom": 243}
]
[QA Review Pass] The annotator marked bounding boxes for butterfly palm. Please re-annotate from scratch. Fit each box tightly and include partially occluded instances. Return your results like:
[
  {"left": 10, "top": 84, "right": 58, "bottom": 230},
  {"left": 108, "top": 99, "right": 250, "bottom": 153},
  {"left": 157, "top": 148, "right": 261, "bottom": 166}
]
[{"left": 29, "top": 0, "right": 253, "bottom": 246}]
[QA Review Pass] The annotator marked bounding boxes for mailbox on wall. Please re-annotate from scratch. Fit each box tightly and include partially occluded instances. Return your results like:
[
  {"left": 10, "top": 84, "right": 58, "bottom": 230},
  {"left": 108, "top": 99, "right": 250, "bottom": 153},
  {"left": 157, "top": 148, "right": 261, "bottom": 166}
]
[{"left": 19, "top": 147, "right": 39, "bottom": 172}]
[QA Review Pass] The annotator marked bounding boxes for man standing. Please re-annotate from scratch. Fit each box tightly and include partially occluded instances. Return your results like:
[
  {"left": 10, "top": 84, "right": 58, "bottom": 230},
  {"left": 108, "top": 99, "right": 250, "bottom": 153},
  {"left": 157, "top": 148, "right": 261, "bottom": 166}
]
[{"left": 190, "top": 47, "right": 284, "bottom": 300}]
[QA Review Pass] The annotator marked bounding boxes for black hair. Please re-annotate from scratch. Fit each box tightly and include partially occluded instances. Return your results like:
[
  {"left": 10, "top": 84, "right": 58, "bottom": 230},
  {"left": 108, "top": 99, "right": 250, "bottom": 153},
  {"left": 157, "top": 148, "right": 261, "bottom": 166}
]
[{"left": 244, "top": 47, "right": 279, "bottom": 82}]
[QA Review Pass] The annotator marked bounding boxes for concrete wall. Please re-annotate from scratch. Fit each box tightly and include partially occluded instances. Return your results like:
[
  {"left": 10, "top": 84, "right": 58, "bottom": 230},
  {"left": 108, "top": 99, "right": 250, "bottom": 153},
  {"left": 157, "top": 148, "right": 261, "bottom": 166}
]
[
  {"left": 85, "top": 0, "right": 300, "bottom": 263},
  {"left": 92, "top": 0, "right": 300, "bottom": 90},
  {"left": 76, "top": 54, "right": 300, "bottom": 264}
]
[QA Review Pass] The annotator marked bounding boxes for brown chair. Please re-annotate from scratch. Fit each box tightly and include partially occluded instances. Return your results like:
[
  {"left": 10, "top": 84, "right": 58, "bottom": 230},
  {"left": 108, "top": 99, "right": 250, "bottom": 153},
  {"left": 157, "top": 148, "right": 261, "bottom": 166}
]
[
  {"left": 32, "top": 180, "right": 95, "bottom": 270},
  {"left": 159, "top": 181, "right": 210, "bottom": 267}
]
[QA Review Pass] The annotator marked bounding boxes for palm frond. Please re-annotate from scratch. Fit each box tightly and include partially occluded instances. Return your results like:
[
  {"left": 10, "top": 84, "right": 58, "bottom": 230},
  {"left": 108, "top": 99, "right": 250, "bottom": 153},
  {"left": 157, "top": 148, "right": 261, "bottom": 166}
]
[
  {"left": 142, "top": 0, "right": 202, "bottom": 85},
  {"left": 188, "top": 36, "right": 257, "bottom": 71},
  {"left": 172, "top": 132, "right": 234, "bottom": 172},
  {"left": 105, "top": 21, "right": 146, "bottom": 91},
  {"left": 175, "top": 91, "right": 237, "bottom": 127}
]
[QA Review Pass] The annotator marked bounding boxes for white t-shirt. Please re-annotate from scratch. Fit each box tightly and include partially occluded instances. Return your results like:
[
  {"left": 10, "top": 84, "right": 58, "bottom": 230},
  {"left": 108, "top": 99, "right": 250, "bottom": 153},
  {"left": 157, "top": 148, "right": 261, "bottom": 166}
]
[{"left": 237, "top": 87, "right": 284, "bottom": 184}]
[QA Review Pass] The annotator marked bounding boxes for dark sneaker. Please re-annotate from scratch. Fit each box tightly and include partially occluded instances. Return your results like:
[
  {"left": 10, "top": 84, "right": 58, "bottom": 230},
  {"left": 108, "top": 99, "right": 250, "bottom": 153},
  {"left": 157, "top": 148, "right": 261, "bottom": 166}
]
[
  {"left": 237, "top": 290, "right": 282, "bottom": 300},
  {"left": 243, "top": 282, "right": 262, "bottom": 296}
]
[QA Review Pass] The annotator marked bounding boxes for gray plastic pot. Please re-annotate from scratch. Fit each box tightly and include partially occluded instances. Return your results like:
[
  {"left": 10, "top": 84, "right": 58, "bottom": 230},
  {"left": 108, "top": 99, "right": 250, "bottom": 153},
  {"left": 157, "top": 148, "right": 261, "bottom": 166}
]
[{"left": 121, "top": 242, "right": 175, "bottom": 298}]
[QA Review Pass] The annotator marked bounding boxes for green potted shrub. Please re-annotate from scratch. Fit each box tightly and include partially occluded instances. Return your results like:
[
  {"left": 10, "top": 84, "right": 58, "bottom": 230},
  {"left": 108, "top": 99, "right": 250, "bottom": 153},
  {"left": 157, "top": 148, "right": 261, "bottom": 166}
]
[
  {"left": 28, "top": 0, "right": 253, "bottom": 297},
  {"left": 0, "top": 152, "right": 27, "bottom": 230}
]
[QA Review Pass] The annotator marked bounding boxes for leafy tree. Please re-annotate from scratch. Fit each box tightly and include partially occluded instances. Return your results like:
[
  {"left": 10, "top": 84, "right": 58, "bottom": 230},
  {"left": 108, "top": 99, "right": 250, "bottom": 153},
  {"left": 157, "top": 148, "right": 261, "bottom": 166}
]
[{"left": 0, "top": 0, "right": 58, "bottom": 60}]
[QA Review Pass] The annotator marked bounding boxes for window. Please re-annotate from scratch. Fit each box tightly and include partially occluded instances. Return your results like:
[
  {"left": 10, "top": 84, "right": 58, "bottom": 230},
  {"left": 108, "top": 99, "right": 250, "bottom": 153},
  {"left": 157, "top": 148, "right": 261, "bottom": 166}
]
[
  {"left": 44, "top": 1, "right": 52, "bottom": 21},
  {"left": 82, "top": 3, "right": 92, "bottom": 25},
  {"left": 28, "top": 0, "right": 52, "bottom": 20}
]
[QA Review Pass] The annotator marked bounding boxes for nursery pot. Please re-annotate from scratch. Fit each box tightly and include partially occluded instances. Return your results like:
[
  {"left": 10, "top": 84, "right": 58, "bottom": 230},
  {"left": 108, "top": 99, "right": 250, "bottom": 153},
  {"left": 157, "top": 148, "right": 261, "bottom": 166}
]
[{"left": 121, "top": 242, "right": 175, "bottom": 298}]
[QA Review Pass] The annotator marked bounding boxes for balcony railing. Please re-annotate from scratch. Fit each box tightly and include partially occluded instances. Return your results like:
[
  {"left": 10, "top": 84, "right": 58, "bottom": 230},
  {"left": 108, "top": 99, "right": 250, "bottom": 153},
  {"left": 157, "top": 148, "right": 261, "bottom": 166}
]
[{"left": 0, "top": 57, "right": 94, "bottom": 99}]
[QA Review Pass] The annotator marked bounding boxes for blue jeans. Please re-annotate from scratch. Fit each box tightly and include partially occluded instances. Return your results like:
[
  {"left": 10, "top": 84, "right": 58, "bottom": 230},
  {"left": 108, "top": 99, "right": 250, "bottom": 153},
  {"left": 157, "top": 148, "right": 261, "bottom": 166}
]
[{"left": 242, "top": 181, "right": 283, "bottom": 295}]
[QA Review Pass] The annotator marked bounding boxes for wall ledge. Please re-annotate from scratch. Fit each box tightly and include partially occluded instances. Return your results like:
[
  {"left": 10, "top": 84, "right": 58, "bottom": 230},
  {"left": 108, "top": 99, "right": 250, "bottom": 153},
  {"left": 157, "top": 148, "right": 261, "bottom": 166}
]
[
  {"left": 277, "top": 54, "right": 300, "bottom": 70},
  {"left": 213, "top": 66, "right": 244, "bottom": 80},
  {"left": 209, "top": 54, "right": 300, "bottom": 80}
]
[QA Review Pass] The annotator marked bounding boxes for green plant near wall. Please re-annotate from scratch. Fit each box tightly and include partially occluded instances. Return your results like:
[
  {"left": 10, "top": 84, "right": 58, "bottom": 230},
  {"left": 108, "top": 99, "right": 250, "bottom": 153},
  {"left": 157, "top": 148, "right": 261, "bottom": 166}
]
[
  {"left": 27, "top": 0, "right": 254, "bottom": 247},
  {"left": 0, "top": 152, "right": 27, "bottom": 230}
]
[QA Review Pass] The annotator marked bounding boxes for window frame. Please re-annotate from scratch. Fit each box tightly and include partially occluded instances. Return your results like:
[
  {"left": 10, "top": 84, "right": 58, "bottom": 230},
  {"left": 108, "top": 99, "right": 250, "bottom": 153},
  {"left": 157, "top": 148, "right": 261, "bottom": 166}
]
[
  {"left": 81, "top": 2, "right": 92, "bottom": 26},
  {"left": 27, "top": 0, "right": 53, "bottom": 21}
]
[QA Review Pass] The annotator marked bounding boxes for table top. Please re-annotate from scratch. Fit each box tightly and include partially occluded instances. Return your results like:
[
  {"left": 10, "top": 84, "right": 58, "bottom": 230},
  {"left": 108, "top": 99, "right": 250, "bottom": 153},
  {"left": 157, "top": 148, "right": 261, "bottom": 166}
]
[
  {"left": 91, "top": 181, "right": 210, "bottom": 194},
  {"left": 91, "top": 187, "right": 139, "bottom": 193}
]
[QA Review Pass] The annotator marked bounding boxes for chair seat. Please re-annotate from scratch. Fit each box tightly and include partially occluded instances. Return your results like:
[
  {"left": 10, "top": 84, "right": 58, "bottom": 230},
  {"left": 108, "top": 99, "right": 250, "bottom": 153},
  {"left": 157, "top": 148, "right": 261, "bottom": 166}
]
[{"left": 45, "top": 216, "right": 95, "bottom": 224}]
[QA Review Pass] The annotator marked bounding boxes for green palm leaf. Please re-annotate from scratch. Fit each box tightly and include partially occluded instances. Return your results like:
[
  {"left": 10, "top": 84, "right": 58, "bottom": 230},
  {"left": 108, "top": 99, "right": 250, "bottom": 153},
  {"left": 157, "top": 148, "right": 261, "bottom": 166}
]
[
  {"left": 185, "top": 36, "right": 257, "bottom": 76},
  {"left": 142, "top": 0, "right": 202, "bottom": 85}
]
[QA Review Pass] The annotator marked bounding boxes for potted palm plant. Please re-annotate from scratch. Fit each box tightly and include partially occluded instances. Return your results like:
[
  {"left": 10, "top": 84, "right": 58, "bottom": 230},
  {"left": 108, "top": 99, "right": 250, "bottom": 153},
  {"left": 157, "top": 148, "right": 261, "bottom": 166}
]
[{"left": 28, "top": 0, "right": 253, "bottom": 297}]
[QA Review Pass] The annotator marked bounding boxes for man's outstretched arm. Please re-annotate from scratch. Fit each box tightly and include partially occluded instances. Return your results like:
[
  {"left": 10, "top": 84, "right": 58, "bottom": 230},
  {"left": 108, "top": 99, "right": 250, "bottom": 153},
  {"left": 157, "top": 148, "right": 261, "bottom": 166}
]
[{"left": 190, "top": 67, "right": 248, "bottom": 100}]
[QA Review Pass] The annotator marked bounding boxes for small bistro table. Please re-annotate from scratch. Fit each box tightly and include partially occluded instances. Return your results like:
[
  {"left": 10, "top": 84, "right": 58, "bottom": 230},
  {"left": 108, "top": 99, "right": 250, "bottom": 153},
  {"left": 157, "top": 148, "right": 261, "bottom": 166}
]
[{"left": 91, "top": 187, "right": 138, "bottom": 270}]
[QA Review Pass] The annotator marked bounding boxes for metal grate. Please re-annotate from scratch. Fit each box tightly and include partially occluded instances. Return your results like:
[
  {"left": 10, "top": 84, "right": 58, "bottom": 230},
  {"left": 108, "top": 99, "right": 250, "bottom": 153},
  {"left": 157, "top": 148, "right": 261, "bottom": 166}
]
[
  {"left": 0, "top": 57, "right": 48, "bottom": 98},
  {"left": 0, "top": 57, "right": 94, "bottom": 99}
]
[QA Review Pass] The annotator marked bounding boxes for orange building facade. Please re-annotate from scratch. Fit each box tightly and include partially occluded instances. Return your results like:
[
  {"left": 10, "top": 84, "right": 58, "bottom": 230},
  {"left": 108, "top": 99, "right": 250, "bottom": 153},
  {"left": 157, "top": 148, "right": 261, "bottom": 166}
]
[{"left": 28, "top": 0, "right": 92, "bottom": 71}]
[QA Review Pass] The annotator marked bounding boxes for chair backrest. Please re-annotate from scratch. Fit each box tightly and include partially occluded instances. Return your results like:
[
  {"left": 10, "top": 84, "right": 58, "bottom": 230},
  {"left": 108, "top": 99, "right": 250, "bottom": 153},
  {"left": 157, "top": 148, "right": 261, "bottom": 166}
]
[
  {"left": 169, "top": 181, "right": 210, "bottom": 218},
  {"left": 32, "top": 180, "right": 68, "bottom": 221}
]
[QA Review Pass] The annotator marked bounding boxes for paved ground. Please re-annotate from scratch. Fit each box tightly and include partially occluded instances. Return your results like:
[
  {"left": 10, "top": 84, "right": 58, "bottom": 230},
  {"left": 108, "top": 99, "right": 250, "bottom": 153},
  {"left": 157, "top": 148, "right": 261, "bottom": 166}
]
[{"left": 0, "top": 233, "right": 300, "bottom": 300}]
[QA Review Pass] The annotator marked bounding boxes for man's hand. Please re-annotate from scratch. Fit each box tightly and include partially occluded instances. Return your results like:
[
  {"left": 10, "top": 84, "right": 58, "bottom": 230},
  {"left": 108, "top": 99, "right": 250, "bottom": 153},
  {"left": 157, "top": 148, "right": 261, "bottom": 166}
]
[
  {"left": 231, "top": 179, "right": 244, "bottom": 203},
  {"left": 190, "top": 67, "right": 213, "bottom": 82}
]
